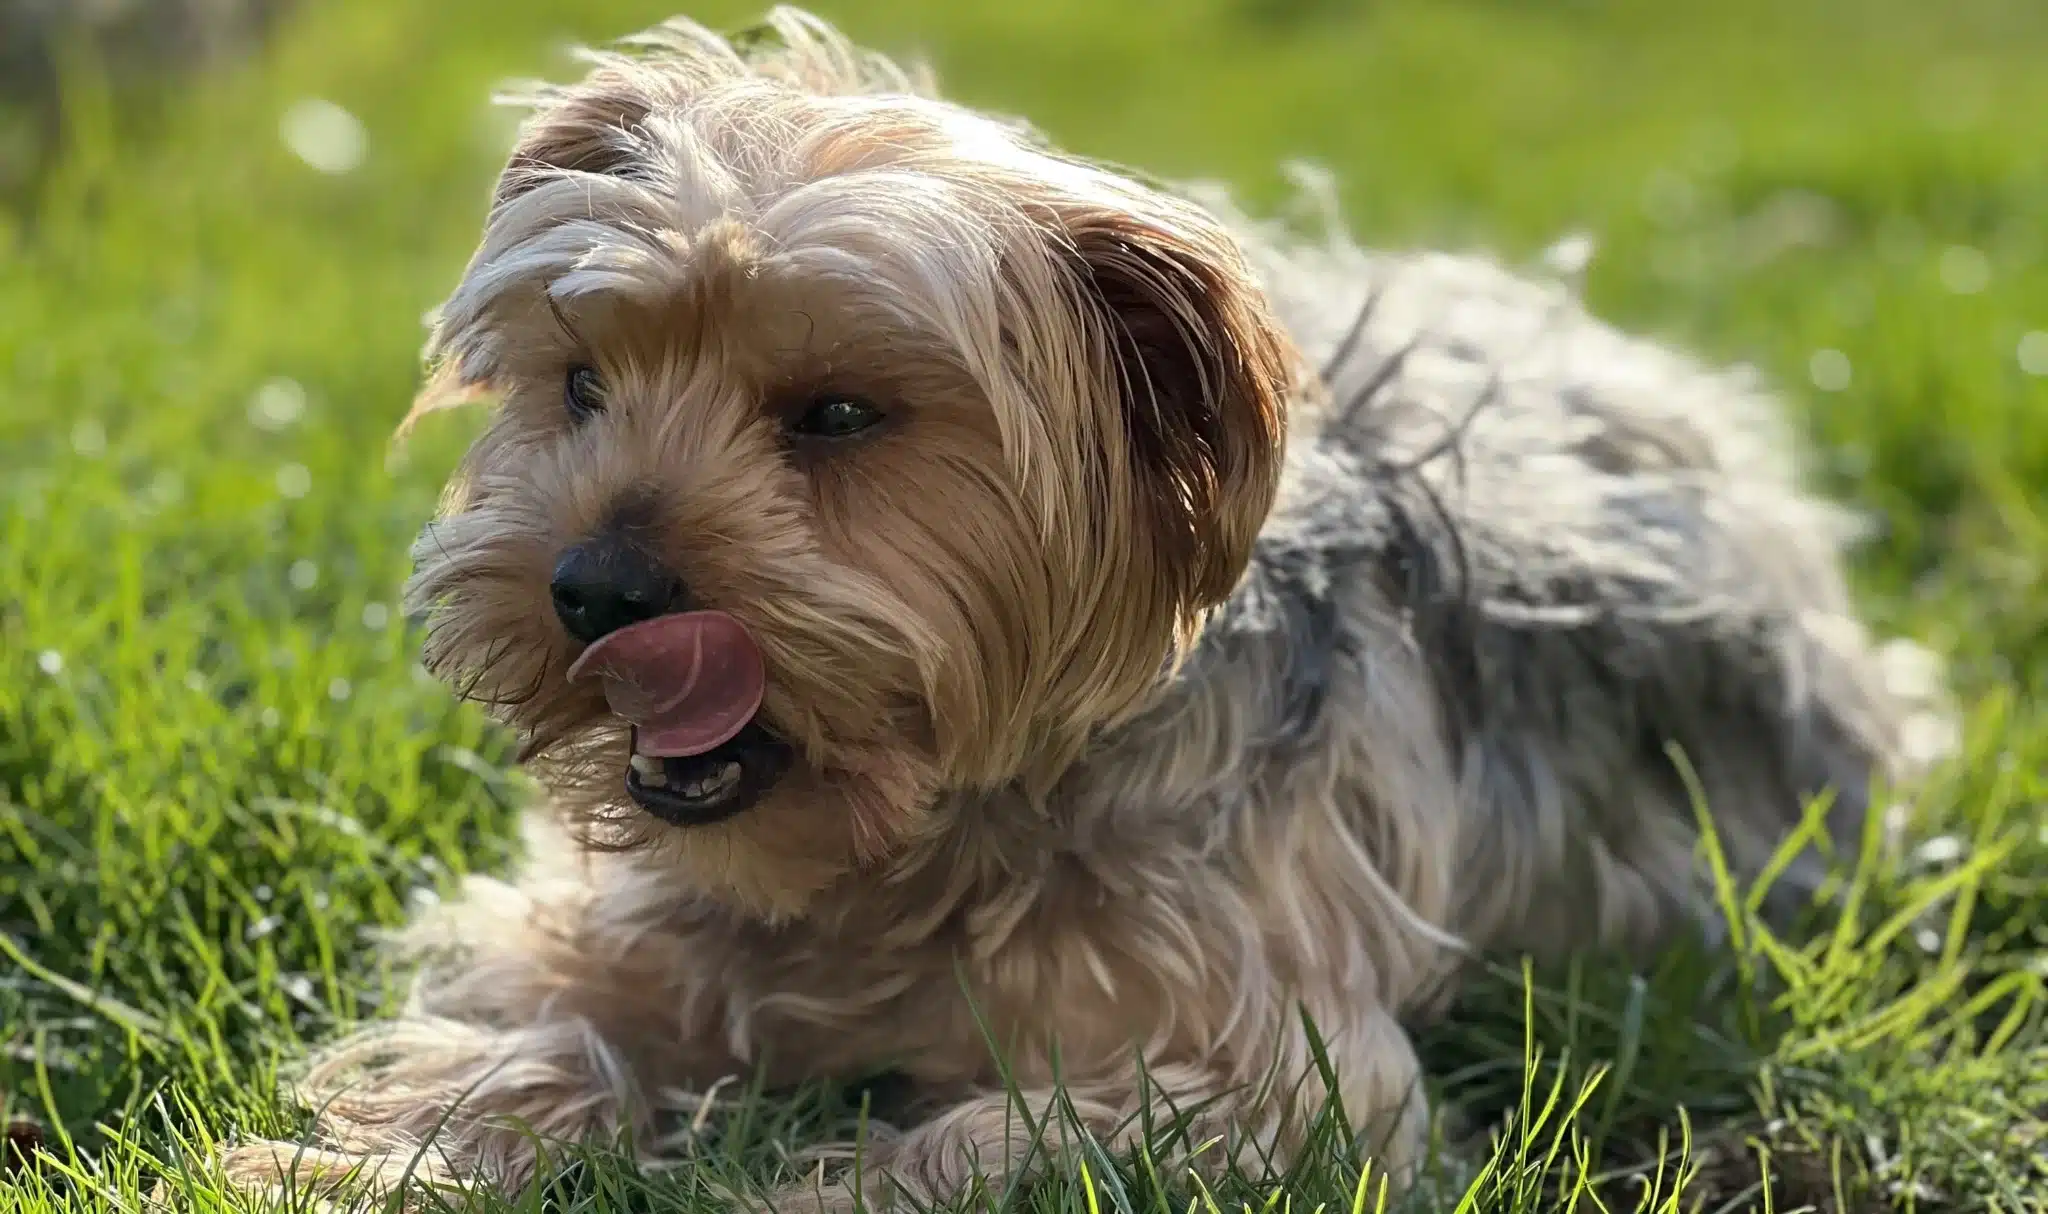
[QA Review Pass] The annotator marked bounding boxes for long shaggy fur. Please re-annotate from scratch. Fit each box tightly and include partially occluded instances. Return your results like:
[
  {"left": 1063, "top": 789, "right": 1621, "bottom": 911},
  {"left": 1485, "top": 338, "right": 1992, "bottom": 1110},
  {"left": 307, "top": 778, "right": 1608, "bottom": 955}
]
[{"left": 221, "top": 9, "right": 1953, "bottom": 1210}]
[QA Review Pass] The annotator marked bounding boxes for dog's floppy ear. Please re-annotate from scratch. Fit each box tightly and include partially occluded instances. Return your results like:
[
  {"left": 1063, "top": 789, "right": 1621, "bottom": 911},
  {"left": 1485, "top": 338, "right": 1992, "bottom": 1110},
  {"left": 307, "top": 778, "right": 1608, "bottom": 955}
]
[{"left": 1068, "top": 204, "right": 1292, "bottom": 613}]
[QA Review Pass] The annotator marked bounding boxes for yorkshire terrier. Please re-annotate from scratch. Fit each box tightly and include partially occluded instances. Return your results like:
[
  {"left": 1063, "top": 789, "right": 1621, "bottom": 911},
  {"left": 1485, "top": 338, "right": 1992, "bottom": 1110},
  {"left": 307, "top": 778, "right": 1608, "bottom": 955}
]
[{"left": 221, "top": 8, "right": 1950, "bottom": 1209}]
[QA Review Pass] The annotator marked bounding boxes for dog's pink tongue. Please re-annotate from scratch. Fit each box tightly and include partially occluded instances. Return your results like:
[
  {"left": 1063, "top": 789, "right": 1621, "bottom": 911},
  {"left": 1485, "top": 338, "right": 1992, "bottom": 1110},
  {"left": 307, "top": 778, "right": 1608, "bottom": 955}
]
[{"left": 566, "top": 611, "right": 766, "bottom": 758}]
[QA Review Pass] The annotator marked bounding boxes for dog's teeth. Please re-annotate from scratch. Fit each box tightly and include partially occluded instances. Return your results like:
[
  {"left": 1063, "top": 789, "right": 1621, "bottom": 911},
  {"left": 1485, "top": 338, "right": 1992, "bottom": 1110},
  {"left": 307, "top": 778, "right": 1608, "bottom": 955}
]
[
  {"left": 677, "top": 762, "right": 744, "bottom": 802},
  {"left": 629, "top": 754, "right": 668, "bottom": 787}
]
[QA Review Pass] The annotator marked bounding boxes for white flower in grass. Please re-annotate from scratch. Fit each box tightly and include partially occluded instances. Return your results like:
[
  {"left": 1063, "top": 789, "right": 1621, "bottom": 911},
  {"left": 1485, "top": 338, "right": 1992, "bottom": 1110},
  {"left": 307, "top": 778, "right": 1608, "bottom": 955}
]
[
  {"left": 1539, "top": 229, "right": 1598, "bottom": 278},
  {"left": 281, "top": 99, "right": 366, "bottom": 175},
  {"left": 1808, "top": 348, "right": 1852, "bottom": 392},
  {"left": 2018, "top": 331, "right": 2048, "bottom": 377},
  {"left": 249, "top": 378, "right": 307, "bottom": 430}
]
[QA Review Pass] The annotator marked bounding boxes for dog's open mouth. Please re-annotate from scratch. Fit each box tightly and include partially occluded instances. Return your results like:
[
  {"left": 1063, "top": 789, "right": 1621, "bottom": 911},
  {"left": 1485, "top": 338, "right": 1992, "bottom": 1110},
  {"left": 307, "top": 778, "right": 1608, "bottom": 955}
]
[
  {"left": 568, "top": 611, "right": 795, "bottom": 827},
  {"left": 624, "top": 720, "right": 793, "bottom": 826}
]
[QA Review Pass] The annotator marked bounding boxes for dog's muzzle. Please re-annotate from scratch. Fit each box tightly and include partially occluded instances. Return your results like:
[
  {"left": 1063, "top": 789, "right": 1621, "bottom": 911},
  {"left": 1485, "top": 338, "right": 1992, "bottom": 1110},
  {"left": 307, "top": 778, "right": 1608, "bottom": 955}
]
[{"left": 554, "top": 535, "right": 796, "bottom": 826}]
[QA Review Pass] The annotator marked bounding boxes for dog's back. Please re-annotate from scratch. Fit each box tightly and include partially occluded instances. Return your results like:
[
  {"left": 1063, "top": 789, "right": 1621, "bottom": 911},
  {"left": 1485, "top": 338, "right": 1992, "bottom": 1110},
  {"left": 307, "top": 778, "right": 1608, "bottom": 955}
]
[{"left": 1159, "top": 194, "right": 1955, "bottom": 958}]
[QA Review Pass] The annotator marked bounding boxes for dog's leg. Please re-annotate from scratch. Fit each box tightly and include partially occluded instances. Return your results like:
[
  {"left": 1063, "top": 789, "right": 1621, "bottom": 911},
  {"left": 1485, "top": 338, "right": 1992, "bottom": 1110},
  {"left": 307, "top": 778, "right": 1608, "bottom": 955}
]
[
  {"left": 219, "top": 812, "right": 743, "bottom": 1206},
  {"left": 759, "top": 1000, "right": 1430, "bottom": 1213},
  {"left": 215, "top": 1019, "right": 647, "bottom": 1210}
]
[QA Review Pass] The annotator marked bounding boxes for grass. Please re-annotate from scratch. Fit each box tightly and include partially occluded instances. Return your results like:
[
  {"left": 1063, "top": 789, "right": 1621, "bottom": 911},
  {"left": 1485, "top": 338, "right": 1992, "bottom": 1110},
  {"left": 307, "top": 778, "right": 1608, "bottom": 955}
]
[{"left": 2, "top": 0, "right": 2045, "bottom": 1209}]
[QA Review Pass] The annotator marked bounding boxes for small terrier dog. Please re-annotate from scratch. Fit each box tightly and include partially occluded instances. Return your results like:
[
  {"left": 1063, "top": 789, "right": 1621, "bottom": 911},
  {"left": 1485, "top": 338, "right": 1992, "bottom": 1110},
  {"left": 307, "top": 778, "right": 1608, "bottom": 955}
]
[{"left": 224, "top": 8, "right": 1950, "bottom": 1209}]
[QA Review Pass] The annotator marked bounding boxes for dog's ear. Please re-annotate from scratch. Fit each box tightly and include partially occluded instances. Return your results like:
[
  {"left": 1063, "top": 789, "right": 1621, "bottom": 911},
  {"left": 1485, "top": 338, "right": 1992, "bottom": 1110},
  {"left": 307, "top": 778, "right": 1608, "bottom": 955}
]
[
  {"left": 489, "top": 77, "right": 657, "bottom": 211},
  {"left": 1068, "top": 205, "right": 1292, "bottom": 613}
]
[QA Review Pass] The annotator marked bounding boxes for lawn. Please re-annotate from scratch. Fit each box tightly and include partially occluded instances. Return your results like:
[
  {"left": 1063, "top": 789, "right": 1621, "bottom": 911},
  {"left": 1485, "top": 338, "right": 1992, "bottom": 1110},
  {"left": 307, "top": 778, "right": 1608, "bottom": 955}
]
[{"left": 2, "top": 0, "right": 2045, "bottom": 1210}]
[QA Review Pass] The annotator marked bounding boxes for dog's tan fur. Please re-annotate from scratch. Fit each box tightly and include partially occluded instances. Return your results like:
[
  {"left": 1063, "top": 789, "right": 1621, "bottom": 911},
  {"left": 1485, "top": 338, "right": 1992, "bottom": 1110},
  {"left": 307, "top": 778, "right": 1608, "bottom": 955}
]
[{"left": 220, "top": 9, "right": 1952, "bottom": 1210}]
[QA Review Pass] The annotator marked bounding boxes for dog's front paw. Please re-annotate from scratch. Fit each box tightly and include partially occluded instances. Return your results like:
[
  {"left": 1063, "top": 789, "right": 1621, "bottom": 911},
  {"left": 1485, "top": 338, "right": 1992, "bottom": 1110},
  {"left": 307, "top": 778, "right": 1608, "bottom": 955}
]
[{"left": 190, "top": 1138, "right": 456, "bottom": 1213}]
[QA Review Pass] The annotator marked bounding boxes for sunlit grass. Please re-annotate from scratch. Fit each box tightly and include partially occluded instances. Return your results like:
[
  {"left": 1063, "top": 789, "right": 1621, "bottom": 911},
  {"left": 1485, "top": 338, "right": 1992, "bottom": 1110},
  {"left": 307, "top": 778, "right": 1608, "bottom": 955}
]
[{"left": 2, "top": 0, "right": 2044, "bottom": 1210}]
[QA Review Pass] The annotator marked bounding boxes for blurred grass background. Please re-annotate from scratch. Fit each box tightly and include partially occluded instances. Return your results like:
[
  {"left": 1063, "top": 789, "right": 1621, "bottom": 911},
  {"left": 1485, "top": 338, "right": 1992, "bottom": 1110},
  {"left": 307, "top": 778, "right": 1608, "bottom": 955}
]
[{"left": 2, "top": 0, "right": 2045, "bottom": 1210}]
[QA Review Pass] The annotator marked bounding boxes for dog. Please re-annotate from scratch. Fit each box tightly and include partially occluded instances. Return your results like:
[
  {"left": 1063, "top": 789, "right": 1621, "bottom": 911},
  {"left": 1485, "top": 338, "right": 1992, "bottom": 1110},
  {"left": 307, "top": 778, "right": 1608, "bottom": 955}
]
[{"left": 219, "top": 8, "right": 1953, "bottom": 1209}]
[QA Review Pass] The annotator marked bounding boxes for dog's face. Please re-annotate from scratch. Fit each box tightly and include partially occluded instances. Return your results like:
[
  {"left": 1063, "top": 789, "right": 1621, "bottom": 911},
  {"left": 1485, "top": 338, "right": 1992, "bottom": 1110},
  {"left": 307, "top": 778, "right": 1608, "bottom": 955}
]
[{"left": 403, "top": 13, "right": 1293, "bottom": 917}]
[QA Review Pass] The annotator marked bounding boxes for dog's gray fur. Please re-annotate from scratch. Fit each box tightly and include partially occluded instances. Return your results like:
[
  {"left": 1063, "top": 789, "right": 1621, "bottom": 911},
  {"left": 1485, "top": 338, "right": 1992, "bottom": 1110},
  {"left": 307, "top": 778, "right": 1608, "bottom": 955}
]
[{"left": 1166, "top": 190, "right": 1933, "bottom": 952}]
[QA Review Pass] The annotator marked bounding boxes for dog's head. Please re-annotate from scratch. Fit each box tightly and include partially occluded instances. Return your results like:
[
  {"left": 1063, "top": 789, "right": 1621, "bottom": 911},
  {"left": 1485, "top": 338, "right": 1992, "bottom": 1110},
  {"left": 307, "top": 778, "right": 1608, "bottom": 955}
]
[{"left": 405, "top": 8, "right": 1294, "bottom": 917}]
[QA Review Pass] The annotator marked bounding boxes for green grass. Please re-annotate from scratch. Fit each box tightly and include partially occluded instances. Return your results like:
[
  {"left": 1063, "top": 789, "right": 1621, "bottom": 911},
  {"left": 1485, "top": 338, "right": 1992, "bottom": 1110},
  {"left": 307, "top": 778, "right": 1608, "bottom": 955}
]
[{"left": 3, "top": 0, "right": 2045, "bottom": 1209}]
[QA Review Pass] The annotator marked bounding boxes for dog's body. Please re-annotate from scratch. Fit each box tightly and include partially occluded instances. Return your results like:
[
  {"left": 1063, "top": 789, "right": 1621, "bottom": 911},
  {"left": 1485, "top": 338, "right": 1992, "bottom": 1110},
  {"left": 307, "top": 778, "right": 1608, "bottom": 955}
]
[{"left": 223, "top": 10, "right": 1947, "bottom": 1209}]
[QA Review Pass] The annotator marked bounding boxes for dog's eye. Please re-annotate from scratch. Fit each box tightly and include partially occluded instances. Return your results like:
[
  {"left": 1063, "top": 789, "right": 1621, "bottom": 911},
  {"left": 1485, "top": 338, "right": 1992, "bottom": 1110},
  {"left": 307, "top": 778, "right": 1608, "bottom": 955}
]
[
  {"left": 564, "top": 365, "right": 606, "bottom": 421},
  {"left": 790, "top": 394, "right": 885, "bottom": 440}
]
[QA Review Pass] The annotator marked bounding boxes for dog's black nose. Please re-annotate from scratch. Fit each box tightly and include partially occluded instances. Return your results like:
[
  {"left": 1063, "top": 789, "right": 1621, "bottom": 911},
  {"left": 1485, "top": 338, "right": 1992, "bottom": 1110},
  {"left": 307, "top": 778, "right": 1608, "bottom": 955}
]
[{"left": 549, "top": 537, "right": 684, "bottom": 644}]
